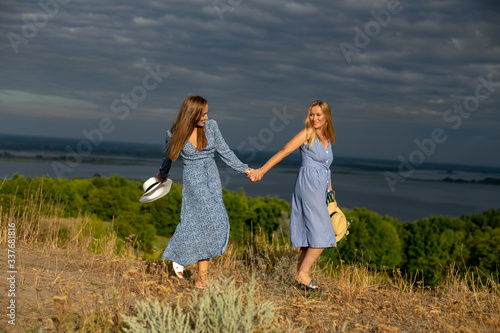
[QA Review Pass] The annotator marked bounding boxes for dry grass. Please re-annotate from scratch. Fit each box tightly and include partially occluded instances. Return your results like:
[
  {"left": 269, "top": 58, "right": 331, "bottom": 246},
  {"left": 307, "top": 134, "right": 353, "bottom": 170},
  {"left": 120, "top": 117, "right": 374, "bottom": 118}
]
[{"left": 0, "top": 183, "right": 499, "bottom": 332}]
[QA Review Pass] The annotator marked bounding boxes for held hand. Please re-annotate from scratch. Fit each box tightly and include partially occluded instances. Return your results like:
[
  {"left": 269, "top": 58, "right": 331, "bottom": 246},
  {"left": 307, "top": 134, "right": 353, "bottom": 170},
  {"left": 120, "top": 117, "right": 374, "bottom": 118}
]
[
  {"left": 245, "top": 168, "right": 254, "bottom": 181},
  {"left": 326, "top": 189, "right": 337, "bottom": 208},
  {"left": 248, "top": 169, "right": 259, "bottom": 182},
  {"left": 157, "top": 173, "right": 165, "bottom": 183},
  {"left": 248, "top": 168, "right": 264, "bottom": 182},
  {"left": 246, "top": 169, "right": 261, "bottom": 182}
]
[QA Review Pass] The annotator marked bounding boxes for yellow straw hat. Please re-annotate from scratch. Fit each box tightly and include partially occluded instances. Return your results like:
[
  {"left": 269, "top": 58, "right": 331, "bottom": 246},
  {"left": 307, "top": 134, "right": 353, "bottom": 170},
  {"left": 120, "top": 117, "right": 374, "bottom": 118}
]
[{"left": 328, "top": 202, "right": 347, "bottom": 242}]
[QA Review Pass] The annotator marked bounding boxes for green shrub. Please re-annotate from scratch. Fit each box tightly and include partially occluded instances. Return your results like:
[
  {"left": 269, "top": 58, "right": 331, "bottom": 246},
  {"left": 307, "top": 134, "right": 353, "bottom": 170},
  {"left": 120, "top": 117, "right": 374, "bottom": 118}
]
[
  {"left": 122, "top": 277, "right": 286, "bottom": 333},
  {"left": 122, "top": 298, "right": 190, "bottom": 333}
]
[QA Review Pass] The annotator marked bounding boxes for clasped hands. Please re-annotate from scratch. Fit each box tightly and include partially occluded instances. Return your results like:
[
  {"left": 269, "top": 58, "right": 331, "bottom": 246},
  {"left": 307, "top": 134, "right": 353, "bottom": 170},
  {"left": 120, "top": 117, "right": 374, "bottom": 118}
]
[{"left": 245, "top": 168, "right": 264, "bottom": 182}]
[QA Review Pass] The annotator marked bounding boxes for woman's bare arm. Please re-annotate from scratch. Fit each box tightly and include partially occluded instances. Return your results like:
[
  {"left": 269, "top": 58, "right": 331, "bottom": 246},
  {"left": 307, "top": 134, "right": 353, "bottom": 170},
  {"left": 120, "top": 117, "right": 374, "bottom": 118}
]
[{"left": 250, "top": 128, "right": 309, "bottom": 181}]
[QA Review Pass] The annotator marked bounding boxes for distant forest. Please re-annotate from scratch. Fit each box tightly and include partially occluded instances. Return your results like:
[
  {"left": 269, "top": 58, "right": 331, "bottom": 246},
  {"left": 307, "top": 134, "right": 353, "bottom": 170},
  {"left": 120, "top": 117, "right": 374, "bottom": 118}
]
[
  {"left": 1, "top": 174, "right": 498, "bottom": 285},
  {"left": 0, "top": 133, "right": 165, "bottom": 161},
  {"left": 2, "top": 133, "right": 500, "bottom": 180}
]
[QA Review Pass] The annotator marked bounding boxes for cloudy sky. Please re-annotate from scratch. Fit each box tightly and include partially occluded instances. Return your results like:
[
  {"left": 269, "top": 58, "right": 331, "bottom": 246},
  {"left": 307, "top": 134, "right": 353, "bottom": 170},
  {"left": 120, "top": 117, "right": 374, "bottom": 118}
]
[{"left": 1, "top": 0, "right": 499, "bottom": 167}]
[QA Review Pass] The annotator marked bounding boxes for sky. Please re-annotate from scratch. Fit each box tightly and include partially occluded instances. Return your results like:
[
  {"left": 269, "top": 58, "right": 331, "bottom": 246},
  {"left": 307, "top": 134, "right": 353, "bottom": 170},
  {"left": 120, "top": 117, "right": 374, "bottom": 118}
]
[{"left": 1, "top": 0, "right": 499, "bottom": 168}]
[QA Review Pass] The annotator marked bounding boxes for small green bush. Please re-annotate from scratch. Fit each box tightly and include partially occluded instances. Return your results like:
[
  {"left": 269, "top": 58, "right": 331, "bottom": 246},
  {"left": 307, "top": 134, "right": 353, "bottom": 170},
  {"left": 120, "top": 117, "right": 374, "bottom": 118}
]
[
  {"left": 122, "top": 298, "right": 190, "bottom": 333},
  {"left": 122, "top": 277, "right": 282, "bottom": 333}
]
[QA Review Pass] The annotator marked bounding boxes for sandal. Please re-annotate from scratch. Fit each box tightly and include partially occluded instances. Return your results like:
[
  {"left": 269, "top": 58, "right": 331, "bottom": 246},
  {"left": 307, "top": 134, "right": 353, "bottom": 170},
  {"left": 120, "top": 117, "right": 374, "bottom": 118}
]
[
  {"left": 173, "top": 262, "right": 184, "bottom": 279},
  {"left": 294, "top": 279, "right": 321, "bottom": 291}
]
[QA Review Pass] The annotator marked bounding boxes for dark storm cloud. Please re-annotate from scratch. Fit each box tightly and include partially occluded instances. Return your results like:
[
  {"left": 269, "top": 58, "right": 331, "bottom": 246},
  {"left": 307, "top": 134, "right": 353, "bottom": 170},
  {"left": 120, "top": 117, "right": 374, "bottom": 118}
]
[{"left": 0, "top": 0, "right": 499, "bottom": 166}]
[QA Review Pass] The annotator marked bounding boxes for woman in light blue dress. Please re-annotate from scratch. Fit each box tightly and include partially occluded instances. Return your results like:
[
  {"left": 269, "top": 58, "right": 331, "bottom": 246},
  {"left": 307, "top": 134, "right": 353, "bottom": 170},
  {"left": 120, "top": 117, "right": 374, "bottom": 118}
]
[
  {"left": 251, "top": 100, "right": 337, "bottom": 291},
  {"left": 157, "top": 95, "right": 253, "bottom": 288}
]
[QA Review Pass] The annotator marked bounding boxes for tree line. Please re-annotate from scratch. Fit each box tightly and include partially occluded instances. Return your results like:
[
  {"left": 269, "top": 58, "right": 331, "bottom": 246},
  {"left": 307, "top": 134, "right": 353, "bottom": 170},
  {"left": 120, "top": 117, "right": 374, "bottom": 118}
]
[
  {"left": 332, "top": 206, "right": 499, "bottom": 284},
  {"left": 1, "top": 174, "right": 498, "bottom": 284}
]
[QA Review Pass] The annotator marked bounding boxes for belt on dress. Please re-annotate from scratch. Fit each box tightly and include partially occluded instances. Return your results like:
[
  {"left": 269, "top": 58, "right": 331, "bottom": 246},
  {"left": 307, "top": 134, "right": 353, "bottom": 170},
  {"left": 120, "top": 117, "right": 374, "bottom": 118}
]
[
  {"left": 183, "top": 156, "right": 214, "bottom": 166},
  {"left": 300, "top": 160, "right": 330, "bottom": 171}
]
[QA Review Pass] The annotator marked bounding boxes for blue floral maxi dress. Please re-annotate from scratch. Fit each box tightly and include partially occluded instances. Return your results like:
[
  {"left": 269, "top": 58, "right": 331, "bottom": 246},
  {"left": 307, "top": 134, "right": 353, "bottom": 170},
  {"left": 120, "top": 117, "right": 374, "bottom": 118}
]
[
  {"left": 290, "top": 139, "right": 337, "bottom": 248},
  {"left": 158, "top": 119, "right": 248, "bottom": 266}
]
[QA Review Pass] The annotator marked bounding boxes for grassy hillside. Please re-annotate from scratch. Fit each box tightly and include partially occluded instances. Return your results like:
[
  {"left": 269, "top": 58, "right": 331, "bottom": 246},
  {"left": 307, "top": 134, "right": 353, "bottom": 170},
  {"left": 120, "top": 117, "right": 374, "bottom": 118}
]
[
  {"left": 2, "top": 174, "right": 499, "bottom": 286},
  {"left": 0, "top": 178, "right": 499, "bottom": 332}
]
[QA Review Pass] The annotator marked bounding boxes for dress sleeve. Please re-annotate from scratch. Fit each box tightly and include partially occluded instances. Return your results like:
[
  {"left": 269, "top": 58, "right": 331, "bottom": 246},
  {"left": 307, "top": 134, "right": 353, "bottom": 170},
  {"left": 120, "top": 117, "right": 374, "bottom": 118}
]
[
  {"left": 211, "top": 120, "right": 249, "bottom": 173},
  {"left": 159, "top": 130, "right": 173, "bottom": 179}
]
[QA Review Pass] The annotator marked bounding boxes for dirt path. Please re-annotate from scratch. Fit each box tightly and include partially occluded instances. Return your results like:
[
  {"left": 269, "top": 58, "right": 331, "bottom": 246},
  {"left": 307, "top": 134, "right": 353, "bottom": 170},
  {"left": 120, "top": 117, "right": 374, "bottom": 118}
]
[
  {"left": 0, "top": 246, "right": 177, "bottom": 332},
  {"left": 2, "top": 245, "right": 499, "bottom": 332}
]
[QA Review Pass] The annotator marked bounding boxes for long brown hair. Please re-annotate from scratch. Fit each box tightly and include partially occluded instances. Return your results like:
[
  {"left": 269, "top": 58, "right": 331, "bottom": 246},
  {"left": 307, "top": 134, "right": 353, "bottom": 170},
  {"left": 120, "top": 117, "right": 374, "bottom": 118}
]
[
  {"left": 304, "top": 100, "right": 336, "bottom": 147},
  {"left": 166, "top": 95, "right": 208, "bottom": 160}
]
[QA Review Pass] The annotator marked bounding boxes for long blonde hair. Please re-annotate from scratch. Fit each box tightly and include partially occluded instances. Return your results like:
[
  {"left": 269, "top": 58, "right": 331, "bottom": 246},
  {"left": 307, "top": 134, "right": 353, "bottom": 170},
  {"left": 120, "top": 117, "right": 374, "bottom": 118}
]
[
  {"left": 304, "top": 100, "right": 336, "bottom": 147},
  {"left": 166, "top": 95, "right": 208, "bottom": 161}
]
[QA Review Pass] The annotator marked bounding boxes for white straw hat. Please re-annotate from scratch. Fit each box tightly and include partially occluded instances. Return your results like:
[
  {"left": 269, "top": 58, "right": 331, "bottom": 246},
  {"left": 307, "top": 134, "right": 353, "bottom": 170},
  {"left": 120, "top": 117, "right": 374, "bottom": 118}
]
[{"left": 139, "top": 177, "right": 173, "bottom": 203}]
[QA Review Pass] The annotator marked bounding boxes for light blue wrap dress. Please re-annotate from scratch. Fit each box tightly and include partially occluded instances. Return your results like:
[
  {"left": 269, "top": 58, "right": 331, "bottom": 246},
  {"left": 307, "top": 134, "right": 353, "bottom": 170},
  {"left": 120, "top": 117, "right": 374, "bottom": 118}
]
[
  {"left": 158, "top": 119, "right": 248, "bottom": 265},
  {"left": 290, "top": 138, "right": 337, "bottom": 248}
]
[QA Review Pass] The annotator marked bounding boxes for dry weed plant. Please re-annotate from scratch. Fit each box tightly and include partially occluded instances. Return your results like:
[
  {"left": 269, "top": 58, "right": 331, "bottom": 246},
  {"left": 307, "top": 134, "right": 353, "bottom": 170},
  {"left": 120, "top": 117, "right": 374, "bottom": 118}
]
[{"left": 0, "top": 182, "right": 499, "bottom": 332}]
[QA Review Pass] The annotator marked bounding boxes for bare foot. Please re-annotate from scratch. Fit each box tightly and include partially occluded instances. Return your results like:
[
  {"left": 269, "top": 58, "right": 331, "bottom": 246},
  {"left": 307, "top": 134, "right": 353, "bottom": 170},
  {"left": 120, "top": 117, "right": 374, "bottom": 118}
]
[
  {"left": 195, "top": 278, "right": 209, "bottom": 289},
  {"left": 295, "top": 272, "right": 312, "bottom": 285}
]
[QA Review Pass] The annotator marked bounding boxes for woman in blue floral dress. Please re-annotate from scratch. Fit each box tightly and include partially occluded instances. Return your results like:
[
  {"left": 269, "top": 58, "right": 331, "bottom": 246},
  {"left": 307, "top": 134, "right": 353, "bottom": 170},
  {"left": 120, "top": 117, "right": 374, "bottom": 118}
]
[
  {"left": 250, "top": 100, "right": 337, "bottom": 291},
  {"left": 157, "top": 95, "right": 253, "bottom": 288}
]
